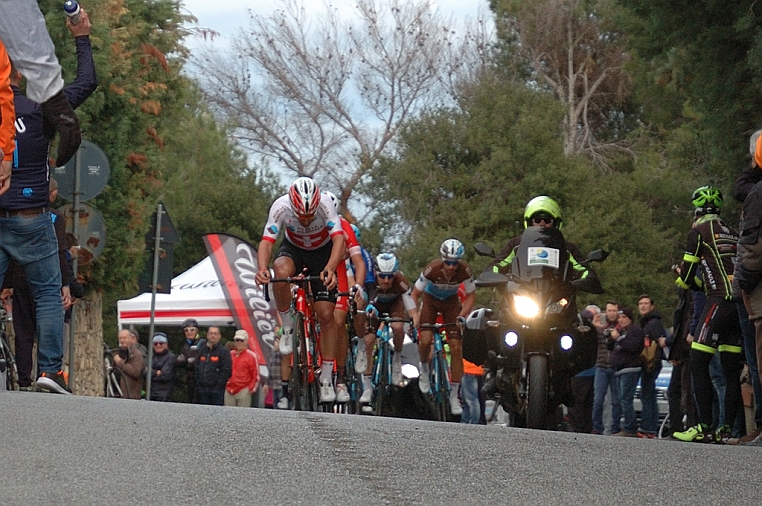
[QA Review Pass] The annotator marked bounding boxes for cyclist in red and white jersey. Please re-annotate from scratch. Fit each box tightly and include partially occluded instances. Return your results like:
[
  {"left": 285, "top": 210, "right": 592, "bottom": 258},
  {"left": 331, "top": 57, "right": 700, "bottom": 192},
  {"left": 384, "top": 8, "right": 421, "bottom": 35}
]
[
  {"left": 324, "top": 191, "right": 367, "bottom": 403},
  {"left": 256, "top": 177, "right": 346, "bottom": 403}
]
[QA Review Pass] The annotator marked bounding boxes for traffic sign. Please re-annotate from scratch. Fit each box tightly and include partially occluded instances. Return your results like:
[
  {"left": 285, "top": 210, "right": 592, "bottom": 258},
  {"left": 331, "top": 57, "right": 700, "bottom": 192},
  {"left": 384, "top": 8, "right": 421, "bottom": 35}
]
[{"left": 53, "top": 140, "right": 110, "bottom": 202}]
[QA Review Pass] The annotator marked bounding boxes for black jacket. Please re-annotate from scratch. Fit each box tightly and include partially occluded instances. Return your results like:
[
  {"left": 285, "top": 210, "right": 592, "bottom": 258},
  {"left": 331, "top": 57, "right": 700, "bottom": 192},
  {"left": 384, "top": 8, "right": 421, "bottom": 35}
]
[
  {"left": 148, "top": 349, "right": 175, "bottom": 401},
  {"left": 609, "top": 322, "right": 645, "bottom": 371},
  {"left": 639, "top": 310, "right": 665, "bottom": 371},
  {"left": 194, "top": 340, "right": 232, "bottom": 393}
]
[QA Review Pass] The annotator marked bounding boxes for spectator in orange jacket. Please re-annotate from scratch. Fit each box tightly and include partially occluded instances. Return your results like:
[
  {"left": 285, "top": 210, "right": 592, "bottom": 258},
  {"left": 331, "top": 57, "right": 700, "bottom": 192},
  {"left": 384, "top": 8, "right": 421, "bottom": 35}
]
[
  {"left": 225, "top": 330, "right": 260, "bottom": 407},
  {"left": 0, "top": 39, "right": 14, "bottom": 195}
]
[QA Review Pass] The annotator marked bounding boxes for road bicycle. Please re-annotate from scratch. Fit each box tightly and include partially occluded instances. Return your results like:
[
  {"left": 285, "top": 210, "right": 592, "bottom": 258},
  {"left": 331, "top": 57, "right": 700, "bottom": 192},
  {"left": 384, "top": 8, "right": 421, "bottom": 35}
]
[
  {"left": 370, "top": 313, "right": 411, "bottom": 416},
  {"left": 103, "top": 343, "right": 125, "bottom": 398},
  {"left": 264, "top": 275, "right": 324, "bottom": 412},
  {"left": 419, "top": 322, "right": 460, "bottom": 422},
  {"left": 0, "top": 308, "right": 18, "bottom": 391},
  {"left": 335, "top": 288, "right": 363, "bottom": 414}
]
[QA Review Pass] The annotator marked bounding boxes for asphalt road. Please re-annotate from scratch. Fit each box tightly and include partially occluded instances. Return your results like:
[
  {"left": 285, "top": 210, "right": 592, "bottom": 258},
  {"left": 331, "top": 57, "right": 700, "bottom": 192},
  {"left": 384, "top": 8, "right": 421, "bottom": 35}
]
[{"left": 0, "top": 391, "right": 757, "bottom": 505}]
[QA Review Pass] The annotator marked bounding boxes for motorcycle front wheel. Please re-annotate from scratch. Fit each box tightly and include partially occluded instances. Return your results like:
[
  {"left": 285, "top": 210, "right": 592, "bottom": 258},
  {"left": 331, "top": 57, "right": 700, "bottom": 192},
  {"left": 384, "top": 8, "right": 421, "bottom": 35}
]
[{"left": 526, "top": 354, "right": 548, "bottom": 429}]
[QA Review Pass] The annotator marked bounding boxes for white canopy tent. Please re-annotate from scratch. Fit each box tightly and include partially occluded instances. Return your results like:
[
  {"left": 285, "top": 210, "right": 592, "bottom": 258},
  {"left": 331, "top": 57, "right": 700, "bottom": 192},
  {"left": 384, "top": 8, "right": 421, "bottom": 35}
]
[{"left": 117, "top": 256, "right": 235, "bottom": 328}]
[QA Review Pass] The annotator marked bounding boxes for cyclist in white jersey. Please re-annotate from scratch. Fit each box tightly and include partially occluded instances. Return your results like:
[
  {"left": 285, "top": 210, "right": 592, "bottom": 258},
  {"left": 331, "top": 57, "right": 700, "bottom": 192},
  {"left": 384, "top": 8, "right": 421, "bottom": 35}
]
[{"left": 256, "top": 177, "right": 346, "bottom": 403}]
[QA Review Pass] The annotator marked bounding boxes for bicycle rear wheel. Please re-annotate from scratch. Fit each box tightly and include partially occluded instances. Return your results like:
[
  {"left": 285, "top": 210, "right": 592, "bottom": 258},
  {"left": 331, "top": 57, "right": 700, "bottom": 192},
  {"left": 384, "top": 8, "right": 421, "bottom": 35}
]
[{"left": 1, "top": 337, "right": 18, "bottom": 391}]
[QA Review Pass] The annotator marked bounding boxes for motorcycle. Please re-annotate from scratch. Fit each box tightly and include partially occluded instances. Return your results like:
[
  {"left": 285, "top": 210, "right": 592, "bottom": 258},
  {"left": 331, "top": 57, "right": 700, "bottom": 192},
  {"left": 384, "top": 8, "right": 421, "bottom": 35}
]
[{"left": 463, "top": 226, "right": 607, "bottom": 429}]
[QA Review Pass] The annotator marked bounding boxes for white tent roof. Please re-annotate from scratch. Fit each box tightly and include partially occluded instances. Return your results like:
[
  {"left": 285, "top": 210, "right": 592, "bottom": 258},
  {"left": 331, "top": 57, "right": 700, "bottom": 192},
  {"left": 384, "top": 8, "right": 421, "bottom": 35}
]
[{"left": 117, "top": 256, "right": 235, "bottom": 328}]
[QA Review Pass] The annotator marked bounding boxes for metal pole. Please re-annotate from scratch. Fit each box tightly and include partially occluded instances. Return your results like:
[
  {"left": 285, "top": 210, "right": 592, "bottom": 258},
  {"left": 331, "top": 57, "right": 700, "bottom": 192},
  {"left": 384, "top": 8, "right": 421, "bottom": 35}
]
[
  {"left": 68, "top": 148, "right": 82, "bottom": 388},
  {"left": 145, "top": 202, "right": 163, "bottom": 401}
]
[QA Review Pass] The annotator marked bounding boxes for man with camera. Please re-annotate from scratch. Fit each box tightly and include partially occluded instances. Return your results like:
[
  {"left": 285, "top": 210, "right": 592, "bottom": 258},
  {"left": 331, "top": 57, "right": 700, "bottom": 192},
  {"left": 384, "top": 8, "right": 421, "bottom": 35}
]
[
  {"left": 591, "top": 301, "right": 622, "bottom": 435},
  {"left": 112, "top": 329, "right": 144, "bottom": 400}
]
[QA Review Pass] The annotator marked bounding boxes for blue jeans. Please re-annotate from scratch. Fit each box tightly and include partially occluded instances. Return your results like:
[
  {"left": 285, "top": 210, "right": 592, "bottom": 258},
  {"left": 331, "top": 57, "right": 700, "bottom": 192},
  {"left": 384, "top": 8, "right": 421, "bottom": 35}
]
[
  {"left": 199, "top": 389, "right": 225, "bottom": 406},
  {"left": 737, "top": 302, "right": 762, "bottom": 427},
  {"left": 592, "top": 366, "right": 620, "bottom": 434},
  {"left": 639, "top": 367, "right": 660, "bottom": 434},
  {"left": 460, "top": 374, "right": 481, "bottom": 424},
  {"left": 617, "top": 370, "right": 641, "bottom": 434},
  {"left": 0, "top": 212, "right": 63, "bottom": 374}
]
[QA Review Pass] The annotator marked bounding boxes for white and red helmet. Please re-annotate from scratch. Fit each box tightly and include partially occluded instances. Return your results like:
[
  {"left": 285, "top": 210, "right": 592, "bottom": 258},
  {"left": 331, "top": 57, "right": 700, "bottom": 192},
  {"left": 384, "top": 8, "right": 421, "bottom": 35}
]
[{"left": 289, "top": 177, "right": 321, "bottom": 217}]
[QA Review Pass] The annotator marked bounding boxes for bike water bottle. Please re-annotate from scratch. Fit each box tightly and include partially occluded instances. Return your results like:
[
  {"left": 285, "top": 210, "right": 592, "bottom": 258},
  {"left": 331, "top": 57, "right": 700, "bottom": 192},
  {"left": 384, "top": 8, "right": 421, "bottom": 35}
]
[{"left": 63, "top": 0, "right": 81, "bottom": 25}]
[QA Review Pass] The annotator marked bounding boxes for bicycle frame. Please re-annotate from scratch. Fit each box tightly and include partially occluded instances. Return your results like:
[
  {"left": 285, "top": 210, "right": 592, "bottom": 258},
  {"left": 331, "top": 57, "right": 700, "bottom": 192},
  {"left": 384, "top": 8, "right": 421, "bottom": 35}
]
[
  {"left": 420, "top": 322, "right": 458, "bottom": 422},
  {"left": 371, "top": 314, "right": 411, "bottom": 416},
  {"left": 265, "top": 276, "right": 323, "bottom": 412}
]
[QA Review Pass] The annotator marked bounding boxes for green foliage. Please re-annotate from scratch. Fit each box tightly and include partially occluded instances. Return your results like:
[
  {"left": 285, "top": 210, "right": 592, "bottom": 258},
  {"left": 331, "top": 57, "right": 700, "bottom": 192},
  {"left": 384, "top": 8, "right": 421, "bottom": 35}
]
[{"left": 372, "top": 72, "right": 686, "bottom": 323}]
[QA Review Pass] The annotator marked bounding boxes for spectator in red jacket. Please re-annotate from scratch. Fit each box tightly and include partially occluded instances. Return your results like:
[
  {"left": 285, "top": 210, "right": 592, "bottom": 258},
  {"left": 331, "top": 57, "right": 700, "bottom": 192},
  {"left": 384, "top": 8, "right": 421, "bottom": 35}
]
[{"left": 225, "top": 330, "right": 260, "bottom": 407}]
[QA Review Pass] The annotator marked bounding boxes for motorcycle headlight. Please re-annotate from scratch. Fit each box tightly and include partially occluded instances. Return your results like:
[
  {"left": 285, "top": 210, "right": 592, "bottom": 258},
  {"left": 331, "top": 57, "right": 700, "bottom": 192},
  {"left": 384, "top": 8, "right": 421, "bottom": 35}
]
[
  {"left": 513, "top": 295, "right": 540, "bottom": 318},
  {"left": 504, "top": 331, "right": 519, "bottom": 347},
  {"left": 560, "top": 334, "right": 573, "bottom": 351}
]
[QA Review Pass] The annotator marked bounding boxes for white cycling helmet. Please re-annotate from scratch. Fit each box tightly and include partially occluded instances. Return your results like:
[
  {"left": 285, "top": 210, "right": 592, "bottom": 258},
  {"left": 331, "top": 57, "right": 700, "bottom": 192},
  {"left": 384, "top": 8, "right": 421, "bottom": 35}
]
[
  {"left": 289, "top": 177, "right": 321, "bottom": 217},
  {"left": 440, "top": 238, "right": 465, "bottom": 262},
  {"left": 375, "top": 253, "right": 399, "bottom": 275},
  {"left": 323, "top": 190, "right": 339, "bottom": 213}
]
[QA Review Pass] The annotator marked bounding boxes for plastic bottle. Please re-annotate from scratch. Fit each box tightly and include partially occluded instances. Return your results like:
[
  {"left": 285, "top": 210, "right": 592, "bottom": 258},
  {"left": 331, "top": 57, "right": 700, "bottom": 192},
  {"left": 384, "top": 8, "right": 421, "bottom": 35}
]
[{"left": 63, "top": 0, "right": 81, "bottom": 25}]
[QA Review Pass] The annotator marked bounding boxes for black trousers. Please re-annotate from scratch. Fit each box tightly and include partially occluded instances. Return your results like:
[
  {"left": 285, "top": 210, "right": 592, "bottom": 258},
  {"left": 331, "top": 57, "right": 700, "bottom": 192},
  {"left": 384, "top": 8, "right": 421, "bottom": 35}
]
[{"left": 12, "top": 274, "right": 36, "bottom": 387}]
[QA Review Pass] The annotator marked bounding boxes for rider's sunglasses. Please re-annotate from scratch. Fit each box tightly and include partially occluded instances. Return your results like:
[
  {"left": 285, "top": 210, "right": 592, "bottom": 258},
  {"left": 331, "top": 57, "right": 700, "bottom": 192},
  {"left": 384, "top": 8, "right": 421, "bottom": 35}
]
[
  {"left": 532, "top": 215, "right": 554, "bottom": 225},
  {"left": 378, "top": 273, "right": 394, "bottom": 280},
  {"left": 233, "top": 338, "right": 246, "bottom": 342},
  {"left": 443, "top": 259, "right": 460, "bottom": 266}
]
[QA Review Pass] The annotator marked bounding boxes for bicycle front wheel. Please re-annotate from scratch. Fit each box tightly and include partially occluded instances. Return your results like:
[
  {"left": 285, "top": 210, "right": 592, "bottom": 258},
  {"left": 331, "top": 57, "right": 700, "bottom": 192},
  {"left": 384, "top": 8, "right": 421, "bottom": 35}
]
[
  {"left": 290, "top": 312, "right": 306, "bottom": 411},
  {"left": 374, "top": 344, "right": 389, "bottom": 417},
  {"left": 434, "top": 352, "right": 450, "bottom": 422}
]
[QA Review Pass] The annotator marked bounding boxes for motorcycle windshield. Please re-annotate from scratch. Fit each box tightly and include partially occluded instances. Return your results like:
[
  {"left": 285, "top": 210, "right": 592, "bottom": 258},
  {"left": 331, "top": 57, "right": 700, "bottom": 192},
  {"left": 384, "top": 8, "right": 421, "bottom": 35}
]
[{"left": 512, "top": 227, "right": 569, "bottom": 283}]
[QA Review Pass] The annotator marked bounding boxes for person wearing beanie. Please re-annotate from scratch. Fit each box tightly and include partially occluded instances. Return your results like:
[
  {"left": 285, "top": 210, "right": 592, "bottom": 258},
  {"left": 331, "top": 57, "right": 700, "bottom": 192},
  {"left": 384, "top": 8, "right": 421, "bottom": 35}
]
[
  {"left": 606, "top": 307, "right": 644, "bottom": 436},
  {"left": 176, "top": 318, "right": 201, "bottom": 403}
]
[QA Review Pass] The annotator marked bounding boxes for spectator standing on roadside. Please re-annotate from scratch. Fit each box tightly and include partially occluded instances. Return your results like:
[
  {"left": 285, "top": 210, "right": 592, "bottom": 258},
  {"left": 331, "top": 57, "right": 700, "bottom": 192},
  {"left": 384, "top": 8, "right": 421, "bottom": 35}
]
[
  {"left": 113, "top": 329, "right": 144, "bottom": 400},
  {"left": 175, "top": 318, "right": 201, "bottom": 403},
  {"left": 224, "top": 330, "right": 260, "bottom": 407},
  {"left": 195, "top": 326, "right": 232, "bottom": 406},
  {"left": 147, "top": 332, "right": 175, "bottom": 402},
  {"left": 591, "top": 301, "right": 622, "bottom": 435},
  {"left": 608, "top": 307, "right": 644, "bottom": 437},
  {"left": 636, "top": 294, "right": 666, "bottom": 438},
  {"left": 568, "top": 305, "right": 600, "bottom": 434}
]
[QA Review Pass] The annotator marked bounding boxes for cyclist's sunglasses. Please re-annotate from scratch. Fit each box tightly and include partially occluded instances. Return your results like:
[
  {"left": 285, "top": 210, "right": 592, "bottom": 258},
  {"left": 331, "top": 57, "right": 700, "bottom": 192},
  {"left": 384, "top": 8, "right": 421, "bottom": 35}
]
[
  {"left": 532, "top": 215, "right": 554, "bottom": 225},
  {"left": 378, "top": 273, "right": 395, "bottom": 280},
  {"left": 443, "top": 259, "right": 460, "bottom": 266},
  {"left": 233, "top": 338, "right": 246, "bottom": 342}
]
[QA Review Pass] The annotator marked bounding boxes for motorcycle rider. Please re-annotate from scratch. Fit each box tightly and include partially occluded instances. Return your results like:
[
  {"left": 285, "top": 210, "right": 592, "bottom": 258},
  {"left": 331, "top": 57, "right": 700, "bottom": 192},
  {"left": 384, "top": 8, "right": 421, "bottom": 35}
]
[
  {"left": 490, "top": 196, "right": 597, "bottom": 291},
  {"left": 672, "top": 186, "right": 743, "bottom": 443}
]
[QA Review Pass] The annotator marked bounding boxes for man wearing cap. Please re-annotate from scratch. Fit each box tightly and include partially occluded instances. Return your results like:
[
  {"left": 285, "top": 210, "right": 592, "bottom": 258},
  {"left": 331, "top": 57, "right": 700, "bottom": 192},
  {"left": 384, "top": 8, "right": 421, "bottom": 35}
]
[
  {"left": 148, "top": 332, "right": 175, "bottom": 402},
  {"left": 195, "top": 326, "right": 232, "bottom": 406},
  {"left": 176, "top": 318, "right": 201, "bottom": 403},
  {"left": 606, "top": 307, "right": 645, "bottom": 437},
  {"left": 224, "top": 330, "right": 261, "bottom": 407}
]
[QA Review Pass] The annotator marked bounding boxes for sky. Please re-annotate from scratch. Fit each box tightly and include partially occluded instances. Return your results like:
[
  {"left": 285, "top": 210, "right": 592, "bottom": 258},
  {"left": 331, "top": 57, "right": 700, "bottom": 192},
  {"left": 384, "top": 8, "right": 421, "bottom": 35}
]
[{"left": 180, "top": 0, "right": 492, "bottom": 50}]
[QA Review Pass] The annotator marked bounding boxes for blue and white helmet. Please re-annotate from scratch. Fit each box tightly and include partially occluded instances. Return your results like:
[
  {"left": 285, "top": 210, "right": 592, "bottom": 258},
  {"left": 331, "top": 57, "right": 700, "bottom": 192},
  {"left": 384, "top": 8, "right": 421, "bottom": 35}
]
[
  {"left": 375, "top": 253, "right": 399, "bottom": 275},
  {"left": 440, "top": 238, "right": 465, "bottom": 262}
]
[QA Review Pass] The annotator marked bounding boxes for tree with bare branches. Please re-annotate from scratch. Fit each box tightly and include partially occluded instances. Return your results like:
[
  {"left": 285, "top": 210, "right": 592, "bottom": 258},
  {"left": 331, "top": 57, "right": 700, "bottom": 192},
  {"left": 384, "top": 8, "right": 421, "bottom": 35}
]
[
  {"left": 196, "top": 0, "right": 492, "bottom": 219},
  {"left": 491, "top": 0, "right": 632, "bottom": 164}
]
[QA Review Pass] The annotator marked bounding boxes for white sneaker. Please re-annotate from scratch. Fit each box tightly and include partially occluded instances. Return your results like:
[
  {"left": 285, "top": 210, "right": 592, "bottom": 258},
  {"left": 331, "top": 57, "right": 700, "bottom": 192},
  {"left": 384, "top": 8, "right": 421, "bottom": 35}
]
[
  {"left": 279, "top": 328, "right": 293, "bottom": 354},
  {"left": 418, "top": 362, "right": 430, "bottom": 394},
  {"left": 450, "top": 394, "right": 463, "bottom": 416},
  {"left": 319, "top": 379, "right": 336, "bottom": 403},
  {"left": 354, "top": 341, "right": 367, "bottom": 373},
  {"left": 359, "top": 388, "right": 372, "bottom": 404},
  {"left": 276, "top": 397, "right": 289, "bottom": 409},
  {"left": 335, "top": 383, "right": 350, "bottom": 403},
  {"left": 392, "top": 354, "right": 403, "bottom": 385}
]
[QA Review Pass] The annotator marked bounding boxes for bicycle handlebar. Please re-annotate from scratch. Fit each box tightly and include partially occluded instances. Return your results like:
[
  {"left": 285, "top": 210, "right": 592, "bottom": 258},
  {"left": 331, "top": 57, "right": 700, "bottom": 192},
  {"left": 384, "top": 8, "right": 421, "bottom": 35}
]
[{"left": 262, "top": 275, "right": 324, "bottom": 302}]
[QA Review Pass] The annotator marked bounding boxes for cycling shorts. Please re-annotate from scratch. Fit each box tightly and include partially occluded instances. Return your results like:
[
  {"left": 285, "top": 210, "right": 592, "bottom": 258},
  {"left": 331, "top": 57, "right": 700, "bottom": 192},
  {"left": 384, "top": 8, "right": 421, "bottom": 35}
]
[{"left": 275, "top": 239, "right": 338, "bottom": 303}]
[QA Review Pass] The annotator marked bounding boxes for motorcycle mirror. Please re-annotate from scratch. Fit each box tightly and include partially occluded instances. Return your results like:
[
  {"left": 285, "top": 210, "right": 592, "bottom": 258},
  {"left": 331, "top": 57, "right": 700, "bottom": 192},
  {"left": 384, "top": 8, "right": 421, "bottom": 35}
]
[
  {"left": 474, "top": 242, "right": 496, "bottom": 258},
  {"left": 585, "top": 249, "right": 609, "bottom": 263}
]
